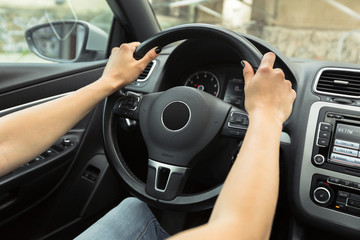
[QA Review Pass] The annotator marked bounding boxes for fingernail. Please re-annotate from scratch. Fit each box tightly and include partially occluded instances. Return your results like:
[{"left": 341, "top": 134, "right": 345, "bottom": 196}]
[
  {"left": 155, "top": 47, "right": 162, "bottom": 54},
  {"left": 241, "top": 61, "right": 245, "bottom": 69}
]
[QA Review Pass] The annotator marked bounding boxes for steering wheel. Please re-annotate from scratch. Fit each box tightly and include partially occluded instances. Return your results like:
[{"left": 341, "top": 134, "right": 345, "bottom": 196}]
[{"left": 103, "top": 23, "right": 262, "bottom": 210}]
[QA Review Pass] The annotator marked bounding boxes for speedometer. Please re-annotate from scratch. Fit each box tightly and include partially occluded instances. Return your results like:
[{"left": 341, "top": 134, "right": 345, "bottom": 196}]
[{"left": 185, "top": 71, "right": 220, "bottom": 97}]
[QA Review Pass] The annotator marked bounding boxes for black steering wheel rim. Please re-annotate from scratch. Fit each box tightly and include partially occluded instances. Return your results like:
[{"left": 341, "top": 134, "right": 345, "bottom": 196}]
[
  {"left": 103, "top": 23, "right": 263, "bottom": 210},
  {"left": 135, "top": 23, "right": 262, "bottom": 68}
]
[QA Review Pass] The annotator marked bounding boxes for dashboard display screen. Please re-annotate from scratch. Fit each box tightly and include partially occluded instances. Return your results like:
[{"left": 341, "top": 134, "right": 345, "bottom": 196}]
[
  {"left": 329, "top": 123, "right": 360, "bottom": 168},
  {"left": 224, "top": 77, "right": 245, "bottom": 108}
]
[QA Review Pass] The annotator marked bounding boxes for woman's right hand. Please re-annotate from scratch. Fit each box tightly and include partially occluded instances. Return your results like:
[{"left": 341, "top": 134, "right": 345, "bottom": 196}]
[{"left": 242, "top": 52, "right": 296, "bottom": 126}]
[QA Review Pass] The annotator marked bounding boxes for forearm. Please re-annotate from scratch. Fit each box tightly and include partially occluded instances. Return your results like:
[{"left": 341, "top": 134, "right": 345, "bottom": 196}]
[
  {"left": 0, "top": 42, "right": 159, "bottom": 177},
  {"left": 0, "top": 77, "right": 115, "bottom": 176},
  {"left": 209, "top": 115, "right": 282, "bottom": 238},
  {"left": 170, "top": 117, "right": 283, "bottom": 240}
]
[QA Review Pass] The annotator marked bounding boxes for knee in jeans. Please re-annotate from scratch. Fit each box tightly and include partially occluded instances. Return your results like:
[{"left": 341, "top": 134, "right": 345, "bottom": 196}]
[
  {"left": 117, "top": 197, "right": 152, "bottom": 216},
  {"left": 121, "top": 197, "right": 145, "bottom": 208}
]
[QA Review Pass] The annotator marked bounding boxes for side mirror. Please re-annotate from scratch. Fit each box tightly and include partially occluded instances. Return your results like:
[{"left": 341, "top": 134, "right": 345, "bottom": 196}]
[{"left": 25, "top": 20, "right": 108, "bottom": 62}]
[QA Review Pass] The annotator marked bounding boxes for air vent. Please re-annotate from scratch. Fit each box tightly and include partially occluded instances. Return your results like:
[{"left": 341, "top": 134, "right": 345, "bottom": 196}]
[
  {"left": 315, "top": 68, "right": 360, "bottom": 98},
  {"left": 137, "top": 60, "right": 156, "bottom": 82}
]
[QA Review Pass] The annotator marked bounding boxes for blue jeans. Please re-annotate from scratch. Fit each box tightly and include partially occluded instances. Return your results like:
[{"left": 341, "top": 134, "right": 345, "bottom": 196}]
[{"left": 75, "top": 197, "right": 170, "bottom": 240}]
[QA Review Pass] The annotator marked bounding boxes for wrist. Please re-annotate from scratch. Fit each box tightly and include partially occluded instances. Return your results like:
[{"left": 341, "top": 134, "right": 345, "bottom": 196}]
[
  {"left": 96, "top": 76, "right": 126, "bottom": 95},
  {"left": 248, "top": 109, "right": 284, "bottom": 131}
]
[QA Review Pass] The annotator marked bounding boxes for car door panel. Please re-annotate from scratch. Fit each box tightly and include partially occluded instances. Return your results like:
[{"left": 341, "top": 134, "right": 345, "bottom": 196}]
[
  {"left": 0, "top": 61, "right": 107, "bottom": 109},
  {"left": 0, "top": 61, "right": 126, "bottom": 239}
]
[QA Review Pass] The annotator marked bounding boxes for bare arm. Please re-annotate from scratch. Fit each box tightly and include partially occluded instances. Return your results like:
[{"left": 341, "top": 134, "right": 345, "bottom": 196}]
[
  {"left": 169, "top": 52, "right": 296, "bottom": 240},
  {"left": 0, "top": 42, "right": 159, "bottom": 177}
]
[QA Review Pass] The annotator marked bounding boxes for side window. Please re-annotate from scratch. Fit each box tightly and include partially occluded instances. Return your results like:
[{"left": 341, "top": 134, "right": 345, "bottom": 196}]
[{"left": 0, "top": 0, "right": 113, "bottom": 63}]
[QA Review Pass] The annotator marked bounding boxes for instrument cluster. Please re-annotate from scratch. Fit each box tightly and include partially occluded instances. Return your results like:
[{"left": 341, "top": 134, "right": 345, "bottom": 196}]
[{"left": 183, "top": 66, "right": 245, "bottom": 110}]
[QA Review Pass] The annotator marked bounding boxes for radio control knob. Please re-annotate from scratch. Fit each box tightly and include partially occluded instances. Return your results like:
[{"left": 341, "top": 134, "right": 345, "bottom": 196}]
[
  {"left": 313, "top": 154, "right": 325, "bottom": 166},
  {"left": 313, "top": 186, "right": 331, "bottom": 205}
]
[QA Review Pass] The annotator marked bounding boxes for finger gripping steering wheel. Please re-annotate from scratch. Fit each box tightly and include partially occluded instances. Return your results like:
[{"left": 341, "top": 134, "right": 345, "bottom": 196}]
[{"left": 103, "top": 23, "right": 262, "bottom": 210}]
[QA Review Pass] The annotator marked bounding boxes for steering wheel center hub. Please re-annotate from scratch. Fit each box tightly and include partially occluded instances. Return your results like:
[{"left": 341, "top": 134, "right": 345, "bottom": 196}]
[{"left": 162, "top": 101, "right": 191, "bottom": 131}]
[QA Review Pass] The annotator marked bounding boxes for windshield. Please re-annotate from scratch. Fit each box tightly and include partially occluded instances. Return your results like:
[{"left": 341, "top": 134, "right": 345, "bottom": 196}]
[{"left": 149, "top": 0, "right": 360, "bottom": 64}]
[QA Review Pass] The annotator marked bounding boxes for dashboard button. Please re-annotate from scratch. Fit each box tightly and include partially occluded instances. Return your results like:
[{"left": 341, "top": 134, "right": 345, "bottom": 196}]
[
  {"left": 338, "top": 191, "right": 350, "bottom": 198},
  {"left": 330, "top": 153, "right": 360, "bottom": 167},
  {"left": 333, "top": 146, "right": 358, "bottom": 157},
  {"left": 319, "top": 131, "right": 331, "bottom": 139},
  {"left": 318, "top": 138, "right": 329, "bottom": 147},
  {"left": 320, "top": 122, "right": 332, "bottom": 131},
  {"left": 313, "top": 154, "right": 325, "bottom": 165},
  {"left": 328, "top": 177, "right": 340, "bottom": 184},
  {"left": 350, "top": 193, "right": 360, "bottom": 200},
  {"left": 334, "top": 139, "right": 359, "bottom": 149},
  {"left": 313, "top": 187, "right": 331, "bottom": 204},
  {"left": 340, "top": 180, "right": 352, "bottom": 187},
  {"left": 336, "top": 196, "right": 347, "bottom": 205},
  {"left": 347, "top": 199, "right": 360, "bottom": 208}
]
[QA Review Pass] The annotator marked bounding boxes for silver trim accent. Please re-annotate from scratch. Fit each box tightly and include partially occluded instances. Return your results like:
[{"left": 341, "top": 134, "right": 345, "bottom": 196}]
[
  {"left": 313, "top": 187, "right": 331, "bottom": 204},
  {"left": 0, "top": 92, "right": 72, "bottom": 116},
  {"left": 300, "top": 101, "right": 360, "bottom": 231},
  {"left": 136, "top": 60, "right": 157, "bottom": 82},
  {"left": 148, "top": 159, "right": 189, "bottom": 193},
  {"left": 334, "top": 80, "right": 349, "bottom": 85},
  {"left": 313, "top": 67, "right": 360, "bottom": 99},
  {"left": 327, "top": 177, "right": 360, "bottom": 191},
  {"left": 161, "top": 101, "right": 191, "bottom": 132},
  {"left": 227, "top": 111, "right": 249, "bottom": 130}
]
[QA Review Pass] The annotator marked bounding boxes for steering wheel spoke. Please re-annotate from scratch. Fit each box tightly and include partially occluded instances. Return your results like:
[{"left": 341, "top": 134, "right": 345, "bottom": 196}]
[{"left": 145, "top": 160, "right": 190, "bottom": 201}]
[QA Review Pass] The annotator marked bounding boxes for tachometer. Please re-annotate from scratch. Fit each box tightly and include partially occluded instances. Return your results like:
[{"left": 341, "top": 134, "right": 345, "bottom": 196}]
[{"left": 185, "top": 71, "right": 220, "bottom": 97}]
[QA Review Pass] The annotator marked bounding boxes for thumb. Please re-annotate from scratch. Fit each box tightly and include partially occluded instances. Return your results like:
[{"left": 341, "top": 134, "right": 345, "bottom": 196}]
[{"left": 242, "top": 60, "right": 254, "bottom": 89}]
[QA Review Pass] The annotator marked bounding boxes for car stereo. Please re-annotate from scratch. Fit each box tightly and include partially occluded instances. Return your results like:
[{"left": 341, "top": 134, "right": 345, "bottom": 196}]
[
  {"left": 312, "top": 111, "right": 360, "bottom": 173},
  {"left": 310, "top": 108, "right": 360, "bottom": 216}
]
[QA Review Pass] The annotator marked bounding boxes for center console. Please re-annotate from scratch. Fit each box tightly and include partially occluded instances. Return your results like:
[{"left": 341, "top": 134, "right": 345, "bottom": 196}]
[{"left": 300, "top": 101, "right": 360, "bottom": 231}]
